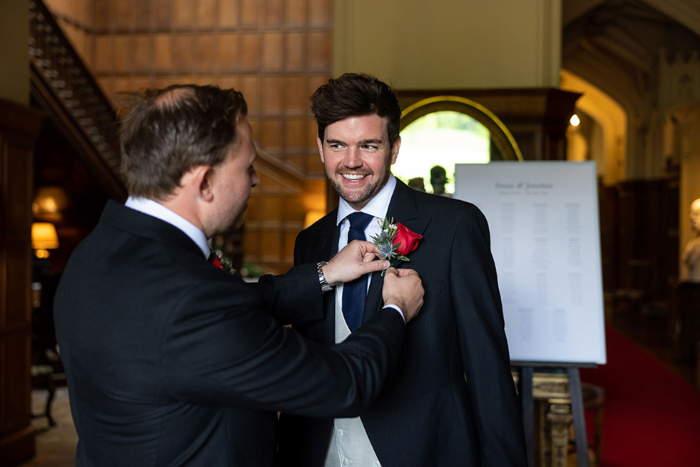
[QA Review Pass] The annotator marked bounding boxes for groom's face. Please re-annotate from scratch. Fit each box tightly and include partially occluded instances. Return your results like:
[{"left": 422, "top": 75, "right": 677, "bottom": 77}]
[{"left": 318, "top": 114, "right": 400, "bottom": 210}]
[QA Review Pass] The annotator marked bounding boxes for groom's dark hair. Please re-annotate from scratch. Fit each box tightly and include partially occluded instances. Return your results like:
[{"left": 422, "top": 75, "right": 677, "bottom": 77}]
[
  {"left": 311, "top": 73, "right": 402, "bottom": 147},
  {"left": 118, "top": 84, "right": 248, "bottom": 201}
]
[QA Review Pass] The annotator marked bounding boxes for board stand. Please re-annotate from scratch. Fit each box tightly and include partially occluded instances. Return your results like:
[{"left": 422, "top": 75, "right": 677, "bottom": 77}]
[{"left": 513, "top": 361, "right": 596, "bottom": 467}]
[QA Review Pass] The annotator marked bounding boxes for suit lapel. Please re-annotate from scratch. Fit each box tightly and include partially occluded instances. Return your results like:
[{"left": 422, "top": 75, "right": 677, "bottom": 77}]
[{"left": 361, "top": 180, "right": 431, "bottom": 325}]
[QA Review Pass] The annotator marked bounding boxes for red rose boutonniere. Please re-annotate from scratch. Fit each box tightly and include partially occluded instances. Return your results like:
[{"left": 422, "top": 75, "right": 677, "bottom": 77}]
[
  {"left": 370, "top": 217, "right": 422, "bottom": 275},
  {"left": 211, "top": 250, "right": 237, "bottom": 275},
  {"left": 394, "top": 222, "right": 422, "bottom": 256}
]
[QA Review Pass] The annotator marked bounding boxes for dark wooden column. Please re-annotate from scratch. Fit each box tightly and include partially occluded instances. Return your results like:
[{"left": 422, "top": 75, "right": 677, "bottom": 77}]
[
  {"left": 398, "top": 88, "right": 581, "bottom": 161},
  {"left": 0, "top": 99, "right": 44, "bottom": 465}
]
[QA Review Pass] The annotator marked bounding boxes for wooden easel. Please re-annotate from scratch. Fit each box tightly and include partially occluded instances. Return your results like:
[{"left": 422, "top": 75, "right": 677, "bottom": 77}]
[{"left": 514, "top": 361, "right": 596, "bottom": 467}]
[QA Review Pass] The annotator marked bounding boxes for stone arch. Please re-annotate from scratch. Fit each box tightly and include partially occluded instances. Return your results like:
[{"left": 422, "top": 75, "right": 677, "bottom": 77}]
[{"left": 560, "top": 69, "right": 628, "bottom": 185}]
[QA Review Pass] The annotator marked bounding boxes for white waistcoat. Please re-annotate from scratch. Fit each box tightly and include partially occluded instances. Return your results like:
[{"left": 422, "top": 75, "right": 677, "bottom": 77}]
[{"left": 324, "top": 291, "right": 382, "bottom": 467}]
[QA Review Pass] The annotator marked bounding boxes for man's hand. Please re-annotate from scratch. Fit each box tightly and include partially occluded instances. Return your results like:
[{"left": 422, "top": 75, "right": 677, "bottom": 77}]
[
  {"left": 382, "top": 268, "right": 424, "bottom": 323},
  {"left": 322, "top": 240, "right": 389, "bottom": 286}
]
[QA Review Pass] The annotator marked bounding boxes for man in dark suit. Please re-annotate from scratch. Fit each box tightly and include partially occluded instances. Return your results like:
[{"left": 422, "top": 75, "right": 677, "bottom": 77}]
[
  {"left": 54, "top": 84, "right": 425, "bottom": 466},
  {"left": 277, "top": 74, "right": 527, "bottom": 466}
]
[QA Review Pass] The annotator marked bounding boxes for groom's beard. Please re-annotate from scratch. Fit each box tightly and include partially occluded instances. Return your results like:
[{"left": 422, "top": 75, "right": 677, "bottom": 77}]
[{"left": 327, "top": 167, "right": 391, "bottom": 208}]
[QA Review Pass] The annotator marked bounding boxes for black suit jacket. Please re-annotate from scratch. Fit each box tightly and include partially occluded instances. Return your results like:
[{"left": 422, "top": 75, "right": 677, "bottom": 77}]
[
  {"left": 54, "top": 201, "right": 407, "bottom": 466},
  {"left": 278, "top": 180, "right": 527, "bottom": 466}
]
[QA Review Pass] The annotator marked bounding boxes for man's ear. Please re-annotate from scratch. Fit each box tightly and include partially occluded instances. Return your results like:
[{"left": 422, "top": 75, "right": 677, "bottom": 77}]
[
  {"left": 390, "top": 136, "right": 401, "bottom": 165},
  {"left": 317, "top": 135, "right": 325, "bottom": 163},
  {"left": 182, "top": 165, "right": 214, "bottom": 201}
]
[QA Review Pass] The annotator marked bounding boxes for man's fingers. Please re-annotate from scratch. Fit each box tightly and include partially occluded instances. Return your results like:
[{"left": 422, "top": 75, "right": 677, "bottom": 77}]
[
  {"left": 384, "top": 267, "right": 398, "bottom": 276},
  {"left": 396, "top": 268, "right": 418, "bottom": 277},
  {"left": 362, "top": 252, "right": 376, "bottom": 263},
  {"left": 350, "top": 239, "right": 379, "bottom": 253},
  {"left": 363, "top": 260, "right": 389, "bottom": 273}
]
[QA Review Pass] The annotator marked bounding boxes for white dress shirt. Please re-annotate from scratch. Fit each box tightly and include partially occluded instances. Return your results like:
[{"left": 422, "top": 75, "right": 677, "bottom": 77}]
[
  {"left": 125, "top": 197, "right": 210, "bottom": 259},
  {"left": 325, "top": 174, "right": 397, "bottom": 467}
]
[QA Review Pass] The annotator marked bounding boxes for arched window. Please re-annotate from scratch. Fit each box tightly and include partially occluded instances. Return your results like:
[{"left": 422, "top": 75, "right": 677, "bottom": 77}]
[{"left": 396, "top": 96, "right": 522, "bottom": 196}]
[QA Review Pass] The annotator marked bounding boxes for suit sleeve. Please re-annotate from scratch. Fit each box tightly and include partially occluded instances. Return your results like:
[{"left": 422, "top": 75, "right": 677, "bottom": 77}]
[
  {"left": 160, "top": 277, "right": 405, "bottom": 418},
  {"left": 257, "top": 263, "right": 325, "bottom": 325},
  {"left": 451, "top": 205, "right": 528, "bottom": 466}
]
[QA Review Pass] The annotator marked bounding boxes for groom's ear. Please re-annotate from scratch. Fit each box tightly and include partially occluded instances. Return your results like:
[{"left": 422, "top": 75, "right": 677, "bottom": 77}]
[
  {"left": 317, "top": 135, "right": 325, "bottom": 163},
  {"left": 390, "top": 136, "right": 401, "bottom": 165}
]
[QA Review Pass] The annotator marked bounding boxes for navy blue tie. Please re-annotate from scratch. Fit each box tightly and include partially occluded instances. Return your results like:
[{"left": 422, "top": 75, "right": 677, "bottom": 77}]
[{"left": 342, "top": 212, "right": 374, "bottom": 331}]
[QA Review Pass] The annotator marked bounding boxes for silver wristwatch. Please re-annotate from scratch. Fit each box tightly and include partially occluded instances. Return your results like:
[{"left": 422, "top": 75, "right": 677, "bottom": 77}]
[{"left": 317, "top": 261, "right": 333, "bottom": 293}]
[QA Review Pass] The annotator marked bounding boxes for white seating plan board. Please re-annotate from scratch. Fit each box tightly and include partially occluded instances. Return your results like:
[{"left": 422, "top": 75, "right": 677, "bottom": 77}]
[{"left": 453, "top": 161, "right": 606, "bottom": 364}]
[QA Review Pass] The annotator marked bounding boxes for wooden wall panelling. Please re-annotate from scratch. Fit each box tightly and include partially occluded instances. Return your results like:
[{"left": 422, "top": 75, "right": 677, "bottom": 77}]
[
  {"left": 307, "top": 31, "right": 331, "bottom": 71},
  {"left": 217, "top": 33, "right": 241, "bottom": 72},
  {"left": 261, "top": 76, "right": 284, "bottom": 114},
  {"left": 220, "top": 0, "right": 240, "bottom": 28},
  {"left": 113, "top": 0, "right": 135, "bottom": 31},
  {"left": 0, "top": 99, "right": 44, "bottom": 466},
  {"left": 241, "top": 0, "right": 261, "bottom": 27},
  {"left": 196, "top": 34, "right": 219, "bottom": 72},
  {"left": 240, "top": 76, "right": 261, "bottom": 112},
  {"left": 133, "top": 0, "right": 152, "bottom": 31},
  {"left": 214, "top": 76, "right": 242, "bottom": 91},
  {"left": 172, "top": 35, "right": 195, "bottom": 73},
  {"left": 94, "top": 35, "right": 113, "bottom": 74},
  {"left": 173, "top": 0, "right": 197, "bottom": 30},
  {"left": 285, "top": 76, "right": 308, "bottom": 114},
  {"left": 52, "top": 0, "right": 335, "bottom": 273},
  {"left": 241, "top": 34, "right": 262, "bottom": 71},
  {"left": 286, "top": 32, "right": 305, "bottom": 71},
  {"left": 612, "top": 179, "right": 672, "bottom": 315},
  {"left": 261, "top": 119, "right": 283, "bottom": 151},
  {"left": 197, "top": 0, "right": 218, "bottom": 29},
  {"left": 152, "top": 0, "right": 174, "bottom": 31},
  {"left": 264, "top": 0, "right": 284, "bottom": 26},
  {"left": 93, "top": 0, "right": 109, "bottom": 31},
  {"left": 133, "top": 35, "right": 155, "bottom": 72},
  {"left": 309, "top": 0, "right": 332, "bottom": 26},
  {"left": 285, "top": 0, "right": 307, "bottom": 26},
  {"left": 598, "top": 182, "right": 619, "bottom": 313},
  {"left": 262, "top": 33, "right": 284, "bottom": 72},
  {"left": 113, "top": 35, "right": 133, "bottom": 74},
  {"left": 285, "top": 118, "right": 306, "bottom": 150}
]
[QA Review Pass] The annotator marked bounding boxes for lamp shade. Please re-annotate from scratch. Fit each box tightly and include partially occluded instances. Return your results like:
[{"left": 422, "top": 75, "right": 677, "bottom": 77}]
[{"left": 32, "top": 222, "right": 59, "bottom": 250}]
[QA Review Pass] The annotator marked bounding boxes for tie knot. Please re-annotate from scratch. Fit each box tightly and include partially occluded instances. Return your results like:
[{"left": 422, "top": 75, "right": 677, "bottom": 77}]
[{"left": 346, "top": 212, "right": 373, "bottom": 232}]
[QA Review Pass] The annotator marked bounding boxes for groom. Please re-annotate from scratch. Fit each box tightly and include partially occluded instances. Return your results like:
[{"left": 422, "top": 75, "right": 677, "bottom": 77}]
[
  {"left": 54, "top": 84, "right": 425, "bottom": 466},
  {"left": 277, "top": 74, "right": 527, "bottom": 466}
]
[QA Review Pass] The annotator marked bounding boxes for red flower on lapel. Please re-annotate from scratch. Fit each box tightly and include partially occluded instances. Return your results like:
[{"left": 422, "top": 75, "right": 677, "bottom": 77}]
[
  {"left": 370, "top": 218, "right": 422, "bottom": 274},
  {"left": 393, "top": 222, "right": 422, "bottom": 256},
  {"left": 210, "top": 250, "right": 237, "bottom": 274}
]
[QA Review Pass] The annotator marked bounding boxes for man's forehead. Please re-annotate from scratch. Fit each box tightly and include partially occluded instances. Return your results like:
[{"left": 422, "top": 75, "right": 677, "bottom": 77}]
[{"left": 325, "top": 114, "right": 389, "bottom": 139}]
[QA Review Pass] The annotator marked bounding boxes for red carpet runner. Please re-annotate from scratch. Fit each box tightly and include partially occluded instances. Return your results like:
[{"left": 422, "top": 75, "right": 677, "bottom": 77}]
[{"left": 579, "top": 325, "right": 700, "bottom": 467}]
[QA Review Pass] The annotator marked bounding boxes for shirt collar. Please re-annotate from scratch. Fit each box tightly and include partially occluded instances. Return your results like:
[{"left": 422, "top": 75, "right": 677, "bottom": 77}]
[
  {"left": 125, "top": 197, "right": 210, "bottom": 259},
  {"left": 336, "top": 173, "right": 396, "bottom": 225}
]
